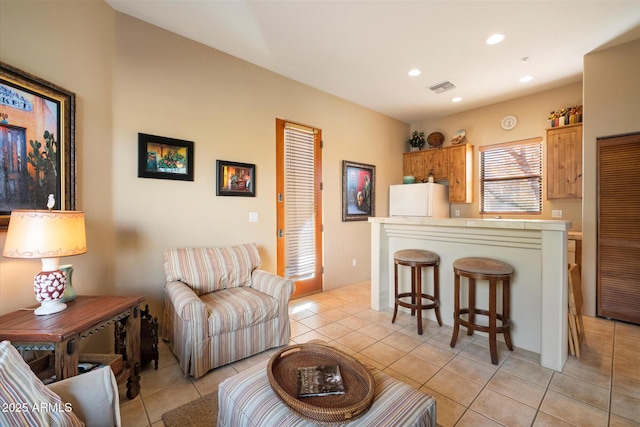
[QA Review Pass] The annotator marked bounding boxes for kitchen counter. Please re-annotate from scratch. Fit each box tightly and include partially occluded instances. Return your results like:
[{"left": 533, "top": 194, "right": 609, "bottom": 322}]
[{"left": 369, "top": 217, "right": 571, "bottom": 371}]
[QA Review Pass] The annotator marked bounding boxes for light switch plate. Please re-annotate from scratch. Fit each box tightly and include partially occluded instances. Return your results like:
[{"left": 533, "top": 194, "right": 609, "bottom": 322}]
[
  {"left": 249, "top": 212, "right": 258, "bottom": 222},
  {"left": 552, "top": 210, "right": 562, "bottom": 218}
]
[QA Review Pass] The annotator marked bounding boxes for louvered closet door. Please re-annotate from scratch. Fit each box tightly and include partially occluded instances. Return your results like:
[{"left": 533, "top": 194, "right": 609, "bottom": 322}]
[
  {"left": 276, "top": 119, "right": 323, "bottom": 298},
  {"left": 597, "top": 132, "right": 640, "bottom": 324}
]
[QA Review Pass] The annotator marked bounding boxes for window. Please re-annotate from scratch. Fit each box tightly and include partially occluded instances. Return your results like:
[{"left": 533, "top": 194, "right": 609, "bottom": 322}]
[{"left": 480, "top": 138, "right": 542, "bottom": 214}]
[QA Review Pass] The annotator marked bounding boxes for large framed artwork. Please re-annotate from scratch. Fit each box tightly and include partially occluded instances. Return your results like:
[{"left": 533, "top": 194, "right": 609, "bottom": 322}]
[
  {"left": 216, "top": 160, "right": 255, "bottom": 197},
  {"left": 342, "top": 160, "right": 375, "bottom": 221},
  {"left": 0, "top": 62, "right": 76, "bottom": 231},
  {"left": 138, "top": 133, "right": 194, "bottom": 181}
]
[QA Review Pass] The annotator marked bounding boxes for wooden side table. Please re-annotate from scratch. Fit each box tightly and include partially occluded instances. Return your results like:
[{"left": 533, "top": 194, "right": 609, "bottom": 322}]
[{"left": 0, "top": 295, "right": 145, "bottom": 399}]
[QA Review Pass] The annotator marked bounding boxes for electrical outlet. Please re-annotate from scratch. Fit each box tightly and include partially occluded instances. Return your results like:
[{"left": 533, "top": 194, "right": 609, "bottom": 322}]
[
  {"left": 249, "top": 212, "right": 259, "bottom": 222},
  {"left": 455, "top": 209, "right": 460, "bottom": 217},
  {"left": 352, "top": 258, "right": 357, "bottom": 267},
  {"left": 552, "top": 210, "right": 562, "bottom": 218}
]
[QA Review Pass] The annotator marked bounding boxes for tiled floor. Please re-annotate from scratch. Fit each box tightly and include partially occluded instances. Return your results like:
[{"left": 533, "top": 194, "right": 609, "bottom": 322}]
[{"left": 120, "top": 281, "right": 640, "bottom": 426}]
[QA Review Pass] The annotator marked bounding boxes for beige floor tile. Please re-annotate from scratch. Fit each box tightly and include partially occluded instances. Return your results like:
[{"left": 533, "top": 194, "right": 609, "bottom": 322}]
[
  {"left": 499, "top": 355, "right": 553, "bottom": 387},
  {"left": 410, "top": 341, "right": 455, "bottom": 367},
  {"left": 191, "top": 363, "right": 238, "bottom": 396},
  {"left": 427, "top": 329, "right": 472, "bottom": 353},
  {"left": 486, "top": 370, "right": 547, "bottom": 408},
  {"left": 142, "top": 380, "right": 200, "bottom": 424},
  {"left": 355, "top": 308, "right": 392, "bottom": 323},
  {"left": 290, "top": 330, "right": 332, "bottom": 344},
  {"left": 381, "top": 331, "right": 424, "bottom": 353},
  {"left": 444, "top": 354, "right": 497, "bottom": 386},
  {"left": 357, "top": 322, "right": 397, "bottom": 340},
  {"left": 613, "top": 373, "right": 640, "bottom": 400},
  {"left": 119, "top": 397, "right": 150, "bottom": 427},
  {"left": 290, "top": 320, "right": 312, "bottom": 338},
  {"left": 382, "top": 367, "right": 422, "bottom": 389},
  {"left": 351, "top": 353, "right": 385, "bottom": 371},
  {"left": 358, "top": 341, "right": 405, "bottom": 367},
  {"left": 456, "top": 409, "right": 503, "bottom": 427},
  {"left": 532, "top": 411, "right": 575, "bottom": 426},
  {"left": 510, "top": 346, "right": 541, "bottom": 365},
  {"left": 457, "top": 342, "right": 508, "bottom": 367},
  {"left": 315, "top": 321, "right": 354, "bottom": 340},
  {"left": 609, "top": 413, "right": 640, "bottom": 427},
  {"left": 611, "top": 391, "right": 640, "bottom": 423},
  {"left": 297, "top": 313, "right": 333, "bottom": 329},
  {"left": 425, "top": 369, "right": 483, "bottom": 406},
  {"left": 334, "top": 330, "right": 377, "bottom": 352},
  {"left": 318, "top": 308, "right": 351, "bottom": 321},
  {"left": 336, "top": 315, "right": 371, "bottom": 330},
  {"left": 229, "top": 351, "right": 270, "bottom": 372},
  {"left": 140, "top": 362, "right": 190, "bottom": 397},
  {"left": 288, "top": 308, "right": 315, "bottom": 321},
  {"left": 471, "top": 388, "right": 537, "bottom": 427},
  {"left": 539, "top": 389, "right": 609, "bottom": 427},
  {"left": 549, "top": 371, "right": 610, "bottom": 410},
  {"left": 419, "top": 387, "right": 466, "bottom": 427},
  {"left": 562, "top": 351, "right": 612, "bottom": 389},
  {"left": 614, "top": 348, "right": 640, "bottom": 381},
  {"left": 388, "top": 353, "right": 440, "bottom": 385}
]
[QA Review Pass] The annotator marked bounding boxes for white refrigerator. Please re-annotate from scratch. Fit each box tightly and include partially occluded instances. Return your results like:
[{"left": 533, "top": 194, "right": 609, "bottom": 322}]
[{"left": 389, "top": 183, "right": 450, "bottom": 218}]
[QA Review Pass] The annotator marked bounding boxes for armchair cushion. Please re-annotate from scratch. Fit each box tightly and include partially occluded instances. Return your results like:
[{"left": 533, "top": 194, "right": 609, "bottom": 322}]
[
  {"left": 202, "top": 286, "right": 279, "bottom": 335},
  {"left": 164, "top": 244, "right": 261, "bottom": 295},
  {"left": 0, "top": 340, "right": 85, "bottom": 427}
]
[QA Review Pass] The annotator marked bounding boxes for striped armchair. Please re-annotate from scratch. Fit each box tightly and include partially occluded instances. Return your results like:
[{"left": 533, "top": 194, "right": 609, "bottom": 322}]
[{"left": 162, "top": 244, "right": 295, "bottom": 378}]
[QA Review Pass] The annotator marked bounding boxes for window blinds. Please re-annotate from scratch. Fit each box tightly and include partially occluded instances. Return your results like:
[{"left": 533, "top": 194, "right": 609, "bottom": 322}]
[
  {"left": 480, "top": 138, "right": 542, "bottom": 213},
  {"left": 283, "top": 124, "right": 316, "bottom": 280}
]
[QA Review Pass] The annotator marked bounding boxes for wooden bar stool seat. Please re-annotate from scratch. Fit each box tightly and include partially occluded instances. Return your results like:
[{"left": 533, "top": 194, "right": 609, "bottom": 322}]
[
  {"left": 392, "top": 249, "right": 442, "bottom": 335},
  {"left": 450, "top": 257, "right": 514, "bottom": 364}
]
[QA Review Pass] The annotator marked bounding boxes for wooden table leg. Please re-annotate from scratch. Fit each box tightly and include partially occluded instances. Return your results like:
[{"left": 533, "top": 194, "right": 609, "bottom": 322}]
[
  {"left": 55, "top": 337, "right": 79, "bottom": 380},
  {"left": 125, "top": 305, "right": 142, "bottom": 399}
]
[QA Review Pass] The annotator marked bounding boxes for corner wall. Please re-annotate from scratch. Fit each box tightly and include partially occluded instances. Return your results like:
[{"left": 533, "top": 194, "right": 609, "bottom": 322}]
[{"left": 0, "top": 2, "right": 407, "bottom": 323}]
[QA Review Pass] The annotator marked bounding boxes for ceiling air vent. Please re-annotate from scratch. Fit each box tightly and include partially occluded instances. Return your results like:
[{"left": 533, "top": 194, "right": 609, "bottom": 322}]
[{"left": 428, "top": 81, "right": 456, "bottom": 94}]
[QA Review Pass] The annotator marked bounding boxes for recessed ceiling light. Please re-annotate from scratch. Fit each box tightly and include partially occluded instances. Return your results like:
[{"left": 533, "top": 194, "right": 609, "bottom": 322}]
[
  {"left": 519, "top": 75, "right": 533, "bottom": 83},
  {"left": 408, "top": 69, "right": 421, "bottom": 77},
  {"left": 486, "top": 34, "right": 505, "bottom": 45},
  {"left": 452, "top": 97, "right": 463, "bottom": 103}
]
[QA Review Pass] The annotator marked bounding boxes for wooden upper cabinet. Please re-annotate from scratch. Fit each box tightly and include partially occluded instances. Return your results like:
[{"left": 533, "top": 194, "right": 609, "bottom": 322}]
[
  {"left": 402, "top": 143, "right": 473, "bottom": 203},
  {"left": 424, "top": 149, "right": 448, "bottom": 180},
  {"left": 546, "top": 123, "right": 582, "bottom": 199},
  {"left": 447, "top": 144, "right": 473, "bottom": 203},
  {"left": 402, "top": 151, "right": 426, "bottom": 182}
]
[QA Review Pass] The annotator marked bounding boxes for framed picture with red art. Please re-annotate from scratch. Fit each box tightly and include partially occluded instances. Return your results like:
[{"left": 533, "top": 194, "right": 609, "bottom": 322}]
[
  {"left": 216, "top": 160, "right": 255, "bottom": 197},
  {"left": 342, "top": 160, "right": 375, "bottom": 221},
  {"left": 0, "top": 61, "right": 76, "bottom": 231}
]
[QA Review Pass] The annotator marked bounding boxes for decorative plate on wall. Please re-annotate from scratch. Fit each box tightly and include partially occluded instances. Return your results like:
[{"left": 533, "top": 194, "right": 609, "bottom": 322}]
[
  {"left": 451, "top": 129, "right": 466, "bottom": 145},
  {"left": 427, "top": 132, "right": 444, "bottom": 148}
]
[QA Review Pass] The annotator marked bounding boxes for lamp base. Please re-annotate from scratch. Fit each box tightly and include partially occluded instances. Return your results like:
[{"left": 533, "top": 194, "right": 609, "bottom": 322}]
[{"left": 34, "top": 299, "right": 67, "bottom": 316}]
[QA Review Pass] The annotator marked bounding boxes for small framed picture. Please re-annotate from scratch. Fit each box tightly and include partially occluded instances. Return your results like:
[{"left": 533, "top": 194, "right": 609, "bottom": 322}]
[
  {"left": 342, "top": 160, "right": 375, "bottom": 221},
  {"left": 216, "top": 160, "right": 255, "bottom": 197},
  {"left": 138, "top": 133, "right": 194, "bottom": 181}
]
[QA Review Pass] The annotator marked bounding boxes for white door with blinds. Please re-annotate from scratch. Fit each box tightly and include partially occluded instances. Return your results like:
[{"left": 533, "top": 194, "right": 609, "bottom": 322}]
[{"left": 276, "top": 119, "right": 323, "bottom": 297}]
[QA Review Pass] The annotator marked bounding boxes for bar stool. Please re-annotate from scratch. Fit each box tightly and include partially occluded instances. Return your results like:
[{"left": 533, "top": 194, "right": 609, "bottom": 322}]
[
  {"left": 392, "top": 249, "right": 442, "bottom": 335},
  {"left": 450, "top": 257, "right": 514, "bottom": 364}
]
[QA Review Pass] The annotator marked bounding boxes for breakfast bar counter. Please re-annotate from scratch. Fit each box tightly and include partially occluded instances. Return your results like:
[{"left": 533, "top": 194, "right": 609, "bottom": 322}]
[{"left": 369, "top": 217, "right": 571, "bottom": 371}]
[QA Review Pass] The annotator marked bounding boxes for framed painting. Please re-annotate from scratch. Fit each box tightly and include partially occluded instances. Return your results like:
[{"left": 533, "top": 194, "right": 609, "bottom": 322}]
[
  {"left": 138, "top": 133, "right": 194, "bottom": 181},
  {"left": 0, "top": 62, "right": 76, "bottom": 231},
  {"left": 216, "top": 160, "right": 255, "bottom": 197},
  {"left": 342, "top": 160, "right": 375, "bottom": 221}
]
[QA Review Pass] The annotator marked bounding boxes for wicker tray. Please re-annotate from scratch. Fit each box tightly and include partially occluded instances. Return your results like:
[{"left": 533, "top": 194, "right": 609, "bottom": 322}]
[{"left": 267, "top": 342, "right": 375, "bottom": 424}]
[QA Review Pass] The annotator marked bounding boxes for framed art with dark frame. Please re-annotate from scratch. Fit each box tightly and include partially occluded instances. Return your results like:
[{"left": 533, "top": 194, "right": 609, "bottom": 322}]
[
  {"left": 0, "top": 61, "right": 76, "bottom": 231},
  {"left": 216, "top": 160, "right": 255, "bottom": 197},
  {"left": 342, "top": 160, "right": 375, "bottom": 221},
  {"left": 138, "top": 133, "right": 194, "bottom": 181}
]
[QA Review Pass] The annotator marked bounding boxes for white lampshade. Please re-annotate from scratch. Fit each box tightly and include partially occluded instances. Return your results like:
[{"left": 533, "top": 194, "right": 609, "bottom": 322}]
[
  {"left": 3, "top": 210, "right": 87, "bottom": 259},
  {"left": 3, "top": 210, "right": 87, "bottom": 315}
]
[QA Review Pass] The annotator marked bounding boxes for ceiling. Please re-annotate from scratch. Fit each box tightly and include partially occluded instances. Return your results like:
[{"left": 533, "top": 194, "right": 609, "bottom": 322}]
[{"left": 106, "top": 1, "right": 640, "bottom": 124}]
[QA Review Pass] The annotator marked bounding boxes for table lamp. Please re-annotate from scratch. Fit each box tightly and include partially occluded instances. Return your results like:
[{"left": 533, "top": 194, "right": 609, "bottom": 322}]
[{"left": 2, "top": 209, "right": 87, "bottom": 315}]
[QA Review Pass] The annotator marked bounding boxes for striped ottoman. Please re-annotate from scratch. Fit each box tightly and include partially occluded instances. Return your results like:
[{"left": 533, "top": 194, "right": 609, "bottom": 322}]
[{"left": 217, "top": 359, "right": 436, "bottom": 427}]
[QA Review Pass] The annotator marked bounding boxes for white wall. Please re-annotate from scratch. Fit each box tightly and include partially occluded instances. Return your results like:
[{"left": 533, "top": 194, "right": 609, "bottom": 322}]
[
  {"left": 0, "top": 2, "right": 407, "bottom": 327},
  {"left": 413, "top": 82, "right": 584, "bottom": 228},
  {"left": 582, "top": 39, "right": 640, "bottom": 316}
]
